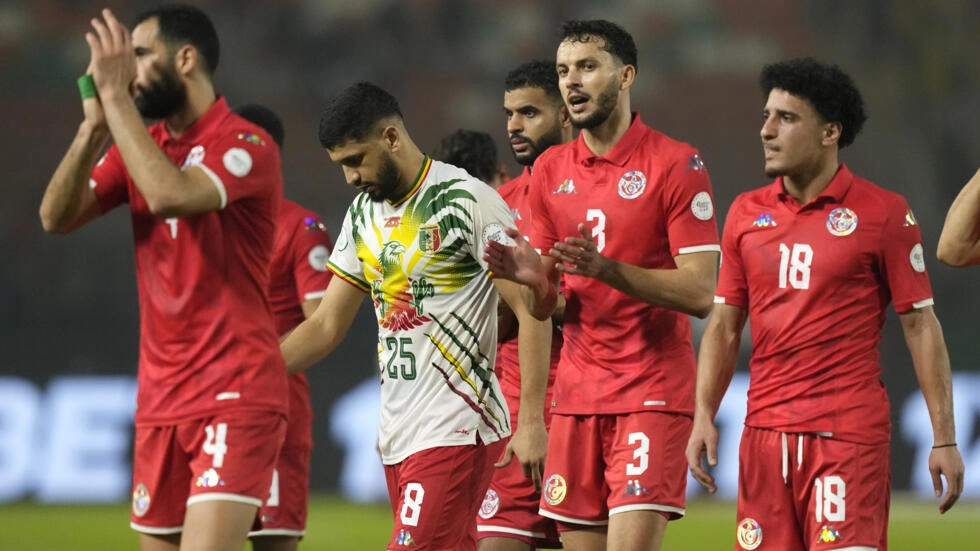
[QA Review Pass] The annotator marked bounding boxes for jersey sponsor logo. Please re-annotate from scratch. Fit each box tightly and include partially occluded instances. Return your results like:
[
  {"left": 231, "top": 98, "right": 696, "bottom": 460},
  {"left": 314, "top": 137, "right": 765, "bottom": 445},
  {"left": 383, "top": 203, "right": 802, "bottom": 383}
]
[
  {"left": 904, "top": 208, "right": 918, "bottom": 227},
  {"left": 553, "top": 179, "right": 577, "bottom": 194},
  {"left": 308, "top": 244, "right": 330, "bottom": 272},
  {"left": 618, "top": 170, "right": 647, "bottom": 199},
  {"left": 131, "top": 483, "right": 151, "bottom": 517},
  {"left": 686, "top": 153, "right": 706, "bottom": 172},
  {"left": 304, "top": 216, "right": 327, "bottom": 232},
  {"left": 385, "top": 216, "right": 402, "bottom": 228},
  {"left": 478, "top": 488, "right": 500, "bottom": 519},
  {"left": 826, "top": 207, "right": 858, "bottom": 236},
  {"left": 542, "top": 474, "right": 567, "bottom": 506},
  {"left": 482, "top": 223, "right": 515, "bottom": 249},
  {"left": 752, "top": 212, "right": 777, "bottom": 228},
  {"left": 195, "top": 467, "right": 225, "bottom": 488},
  {"left": 691, "top": 191, "right": 714, "bottom": 221},
  {"left": 909, "top": 243, "right": 926, "bottom": 273},
  {"left": 181, "top": 145, "right": 205, "bottom": 169},
  {"left": 236, "top": 132, "right": 266, "bottom": 146},
  {"left": 419, "top": 224, "right": 442, "bottom": 254},
  {"left": 736, "top": 518, "right": 763, "bottom": 550},
  {"left": 222, "top": 147, "right": 253, "bottom": 178},
  {"left": 816, "top": 525, "right": 842, "bottom": 544}
]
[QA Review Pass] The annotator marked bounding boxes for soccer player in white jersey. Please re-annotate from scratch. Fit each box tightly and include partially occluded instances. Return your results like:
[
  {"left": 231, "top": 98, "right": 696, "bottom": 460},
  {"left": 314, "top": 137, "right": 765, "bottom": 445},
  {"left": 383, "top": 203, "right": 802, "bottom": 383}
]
[{"left": 280, "top": 82, "right": 552, "bottom": 551}]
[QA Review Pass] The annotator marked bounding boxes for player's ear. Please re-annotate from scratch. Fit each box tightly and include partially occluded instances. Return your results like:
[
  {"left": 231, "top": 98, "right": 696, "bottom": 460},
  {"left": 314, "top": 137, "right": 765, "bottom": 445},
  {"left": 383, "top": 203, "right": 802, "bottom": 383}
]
[
  {"left": 619, "top": 63, "right": 636, "bottom": 90},
  {"left": 822, "top": 121, "right": 842, "bottom": 147},
  {"left": 174, "top": 44, "right": 197, "bottom": 77},
  {"left": 381, "top": 125, "right": 401, "bottom": 153}
]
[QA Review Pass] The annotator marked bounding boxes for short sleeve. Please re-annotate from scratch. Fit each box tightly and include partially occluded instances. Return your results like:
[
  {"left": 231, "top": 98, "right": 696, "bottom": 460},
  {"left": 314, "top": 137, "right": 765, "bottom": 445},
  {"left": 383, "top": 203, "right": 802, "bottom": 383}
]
[
  {"left": 291, "top": 213, "right": 334, "bottom": 302},
  {"left": 468, "top": 181, "right": 518, "bottom": 271},
  {"left": 662, "top": 151, "right": 721, "bottom": 256},
  {"left": 527, "top": 162, "right": 556, "bottom": 252},
  {"left": 879, "top": 196, "right": 934, "bottom": 313},
  {"left": 714, "top": 197, "right": 749, "bottom": 307},
  {"left": 188, "top": 128, "right": 281, "bottom": 209},
  {"left": 89, "top": 144, "right": 129, "bottom": 213},
  {"left": 327, "top": 205, "right": 370, "bottom": 292}
]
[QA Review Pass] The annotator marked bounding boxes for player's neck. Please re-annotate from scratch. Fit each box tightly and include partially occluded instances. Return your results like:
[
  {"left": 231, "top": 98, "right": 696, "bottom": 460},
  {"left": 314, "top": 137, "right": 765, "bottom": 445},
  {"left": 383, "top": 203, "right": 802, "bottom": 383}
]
[
  {"left": 163, "top": 82, "right": 217, "bottom": 138},
  {"left": 392, "top": 146, "right": 427, "bottom": 201},
  {"left": 782, "top": 157, "right": 840, "bottom": 205},
  {"left": 581, "top": 101, "right": 632, "bottom": 157}
]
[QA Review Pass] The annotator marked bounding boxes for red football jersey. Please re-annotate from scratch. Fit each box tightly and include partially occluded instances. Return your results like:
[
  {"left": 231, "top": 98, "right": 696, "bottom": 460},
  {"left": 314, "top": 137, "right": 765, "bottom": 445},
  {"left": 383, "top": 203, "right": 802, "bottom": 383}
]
[
  {"left": 90, "top": 97, "right": 288, "bottom": 424},
  {"left": 495, "top": 169, "right": 560, "bottom": 408},
  {"left": 714, "top": 164, "right": 934, "bottom": 443},
  {"left": 269, "top": 198, "right": 334, "bottom": 450},
  {"left": 527, "top": 115, "right": 720, "bottom": 415}
]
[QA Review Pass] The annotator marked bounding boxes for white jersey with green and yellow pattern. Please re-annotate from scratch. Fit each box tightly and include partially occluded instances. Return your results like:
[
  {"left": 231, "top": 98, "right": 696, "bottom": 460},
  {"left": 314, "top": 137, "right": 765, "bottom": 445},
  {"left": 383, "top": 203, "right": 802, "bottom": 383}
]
[{"left": 328, "top": 157, "right": 516, "bottom": 464}]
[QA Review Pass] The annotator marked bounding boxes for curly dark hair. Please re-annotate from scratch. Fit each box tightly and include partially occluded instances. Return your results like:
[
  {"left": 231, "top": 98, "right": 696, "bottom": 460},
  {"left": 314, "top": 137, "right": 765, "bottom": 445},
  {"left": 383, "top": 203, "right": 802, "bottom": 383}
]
[
  {"left": 504, "top": 59, "right": 561, "bottom": 101},
  {"left": 318, "top": 82, "right": 403, "bottom": 150},
  {"left": 560, "top": 20, "right": 637, "bottom": 70},
  {"left": 433, "top": 129, "right": 498, "bottom": 184},
  {"left": 760, "top": 58, "right": 867, "bottom": 148}
]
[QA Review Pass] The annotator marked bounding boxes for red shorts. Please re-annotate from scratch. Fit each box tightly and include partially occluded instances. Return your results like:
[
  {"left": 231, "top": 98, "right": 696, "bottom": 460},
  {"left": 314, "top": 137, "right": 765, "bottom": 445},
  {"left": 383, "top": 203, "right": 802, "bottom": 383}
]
[
  {"left": 736, "top": 427, "right": 889, "bottom": 551},
  {"left": 384, "top": 439, "right": 506, "bottom": 550},
  {"left": 130, "top": 410, "right": 287, "bottom": 533},
  {"left": 249, "top": 445, "right": 312, "bottom": 538},
  {"left": 477, "top": 419, "right": 560, "bottom": 548},
  {"left": 539, "top": 412, "right": 691, "bottom": 526}
]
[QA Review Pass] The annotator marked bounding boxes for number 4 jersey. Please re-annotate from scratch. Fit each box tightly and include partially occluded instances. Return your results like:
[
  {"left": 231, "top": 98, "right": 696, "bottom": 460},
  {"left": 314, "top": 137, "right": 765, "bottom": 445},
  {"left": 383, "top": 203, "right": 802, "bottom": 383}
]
[
  {"left": 714, "top": 164, "right": 934, "bottom": 444},
  {"left": 328, "top": 157, "right": 513, "bottom": 464}
]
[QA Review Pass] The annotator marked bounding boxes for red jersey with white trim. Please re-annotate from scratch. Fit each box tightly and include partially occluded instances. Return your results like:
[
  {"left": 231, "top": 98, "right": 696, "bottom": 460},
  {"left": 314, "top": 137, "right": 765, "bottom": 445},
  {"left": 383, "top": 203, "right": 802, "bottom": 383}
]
[
  {"left": 269, "top": 198, "right": 334, "bottom": 450},
  {"left": 495, "top": 169, "right": 560, "bottom": 408},
  {"left": 527, "top": 115, "right": 720, "bottom": 416},
  {"left": 714, "top": 164, "right": 934, "bottom": 443},
  {"left": 89, "top": 96, "right": 287, "bottom": 424}
]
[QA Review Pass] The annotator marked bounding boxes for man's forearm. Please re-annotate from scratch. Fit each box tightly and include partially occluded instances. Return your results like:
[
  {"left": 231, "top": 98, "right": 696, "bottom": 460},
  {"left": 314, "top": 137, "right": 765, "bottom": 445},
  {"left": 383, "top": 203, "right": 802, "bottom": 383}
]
[{"left": 40, "top": 122, "right": 109, "bottom": 233}]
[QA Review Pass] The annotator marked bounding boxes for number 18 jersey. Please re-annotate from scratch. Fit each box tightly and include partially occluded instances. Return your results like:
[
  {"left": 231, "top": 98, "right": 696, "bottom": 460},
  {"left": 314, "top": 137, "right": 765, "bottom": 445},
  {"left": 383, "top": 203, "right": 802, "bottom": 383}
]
[{"left": 328, "top": 157, "right": 514, "bottom": 464}]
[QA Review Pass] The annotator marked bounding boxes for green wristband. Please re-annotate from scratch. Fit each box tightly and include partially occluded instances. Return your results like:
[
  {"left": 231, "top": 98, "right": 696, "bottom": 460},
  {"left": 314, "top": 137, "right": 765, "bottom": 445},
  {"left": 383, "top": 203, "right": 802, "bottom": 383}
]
[{"left": 77, "top": 74, "right": 98, "bottom": 100}]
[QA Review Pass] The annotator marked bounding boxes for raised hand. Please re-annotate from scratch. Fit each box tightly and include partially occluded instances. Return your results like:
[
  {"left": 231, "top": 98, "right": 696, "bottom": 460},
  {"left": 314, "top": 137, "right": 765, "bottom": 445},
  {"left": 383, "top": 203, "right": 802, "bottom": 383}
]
[
  {"left": 550, "top": 222, "right": 612, "bottom": 279},
  {"left": 483, "top": 226, "right": 545, "bottom": 287},
  {"left": 84, "top": 9, "right": 136, "bottom": 100}
]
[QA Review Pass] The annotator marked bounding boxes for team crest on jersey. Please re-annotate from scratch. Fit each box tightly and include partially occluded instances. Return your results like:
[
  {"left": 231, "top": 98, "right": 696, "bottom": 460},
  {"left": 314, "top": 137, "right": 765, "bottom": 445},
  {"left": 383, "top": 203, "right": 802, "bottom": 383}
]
[
  {"left": 826, "top": 207, "right": 858, "bottom": 236},
  {"left": 419, "top": 224, "right": 442, "bottom": 254},
  {"left": 181, "top": 145, "right": 205, "bottom": 169},
  {"left": 554, "top": 179, "right": 577, "bottom": 194},
  {"left": 618, "top": 170, "right": 647, "bottom": 199},
  {"left": 752, "top": 212, "right": 777, "bottom": 228},
  {"left": 132, "top": 483, "right": 151, "bottom": 517},
  {"left": 686, "top": 153, "right": 706, "bottom": 172},
  {"left": 622, "top": 479, "right": 649, "bottom": 497},
  {"left": 904, "top": 208, "right": 918, "bottom": 227},
  {"left": 543, "top": 474, "right": 567, "bottom": 505},
  {"left": 195, "top": 467, "right": 225, "bottom": 488},
  {"left": 479, "top": 489, "right": 500, "bottom": 518},
  {"left": 816, "top": 525, "right": 842, "bottom": 544},
  {"left": 736, "top": 518, "right": 763, "bottom": 550},
  {"left": 236, "top": 132, "right": 266, "bottom": 146}
]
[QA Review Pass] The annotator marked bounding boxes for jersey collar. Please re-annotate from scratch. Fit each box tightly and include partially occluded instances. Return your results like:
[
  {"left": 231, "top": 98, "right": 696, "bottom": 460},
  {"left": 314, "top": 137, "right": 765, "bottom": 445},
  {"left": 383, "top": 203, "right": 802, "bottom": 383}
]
[
  {"left": 773, "top": 163, "right": 855, "bottom": 208},
  {"left": 574, "top": 113, "right": 646, "bottom": 167},
  {"left": 388, "top": 155, "right": 431, "bottom": 207},
  {"left": 161, "top": 95, "right": 231, "bottom": 145}
]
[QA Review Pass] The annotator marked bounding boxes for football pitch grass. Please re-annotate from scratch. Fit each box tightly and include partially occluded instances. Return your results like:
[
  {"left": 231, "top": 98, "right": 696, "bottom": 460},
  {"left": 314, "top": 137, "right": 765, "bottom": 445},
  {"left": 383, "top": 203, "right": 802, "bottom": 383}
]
[{"left": 1, "top": 495, "right": 977, "bottom": 550}]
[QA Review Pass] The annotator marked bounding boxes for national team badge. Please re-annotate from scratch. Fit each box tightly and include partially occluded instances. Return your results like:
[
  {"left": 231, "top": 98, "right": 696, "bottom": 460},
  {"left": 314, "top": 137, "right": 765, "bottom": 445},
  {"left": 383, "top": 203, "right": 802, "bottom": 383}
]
[
  {"left": 554, "top": 179, "right": 577, "bottom": 194},
  {"left": 816, "top": 525, "right": 842, "bottom": 544},
  {"left": 826, "top": 207, "right": 858, "bottom": 236},
  {"left": 181, "top": 145, "right": 205, "bottom": 169},
  {"left": 686, "top": 153, "right": 706, "bottom": 172},
  {"left": 479, "top": 489, "right": 500, "bottom": 519},
  {"left": 132, "top": 483, "right": 151, "bottom": 517},
  {"left": 910, "top": 243, "right": 926, "bottom": 272},
  {"left": 904, "top": 208, "right": 918, "bottom": 227},
  {"left": 618, "top": 170, "right": 646, "bottom": 199},
  {"left": 736, "top": 518, "right": 763, "bottom": 550},
  {"left": 419, "top": 223, "right": 442, "bottom": 254},
  {"left": 752, "top": 212, "right": 777, "bottom": 228},
  {"left": 543, "top": 474, "right": 567, "bottom": 506}
]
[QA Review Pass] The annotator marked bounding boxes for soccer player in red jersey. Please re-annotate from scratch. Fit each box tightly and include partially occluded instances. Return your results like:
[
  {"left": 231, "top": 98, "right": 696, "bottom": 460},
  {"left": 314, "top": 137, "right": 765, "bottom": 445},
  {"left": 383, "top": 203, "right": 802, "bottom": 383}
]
[
  {"left": 475, "top": 58, "right": 573, "bottom": 551},
  {"left": 686, "top": 58, "right": 965, "bottom": 551},
  {"left": 937, "top": 168, "right": 980, "bottom": 266},
  {"left": 39, "top": 6, "right": 287, "bottom": 551},
  {"left": 233, "top": 104, "right": 332, "bottom": 551},
  {"left": 485, "top": 21, "right": 721, "bottom": 551}
]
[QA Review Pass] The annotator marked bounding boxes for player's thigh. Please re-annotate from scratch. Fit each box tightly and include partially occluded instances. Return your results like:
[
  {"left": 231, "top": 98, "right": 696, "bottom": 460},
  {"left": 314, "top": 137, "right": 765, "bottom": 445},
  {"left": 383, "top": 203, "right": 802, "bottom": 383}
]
[
  {"left": 477, "top": 442, "right": 560, "bottom": 548},
  {"left": 251, "top": 445, "right": 312, "bottom": 538},
  {"left": 385, "top": 440, "right": 504, "bottom": 550},
  {"left": 607, "top": 510, "right": 668, "bottom": 551},
  {"left": 736, "top": 427, "right": 803, "bottom": 551},
  {"left": 181, "top": 499, "right": 258, "bottom": 551},
  {"left": 131, "top": 424, "right": 191, "bottom": 533},
  {"left": 800, "top": 437, "right": 888, "bottom": 551},
  {"left": 539, "top": 414, "right": 609, "bottom": 524}
]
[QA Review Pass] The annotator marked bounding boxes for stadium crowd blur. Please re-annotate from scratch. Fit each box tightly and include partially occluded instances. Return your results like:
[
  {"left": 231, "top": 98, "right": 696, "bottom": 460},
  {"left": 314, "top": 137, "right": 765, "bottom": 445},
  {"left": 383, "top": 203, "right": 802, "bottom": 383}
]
[{"left": 1, "top": 0, "right": 977, "bottom": 496}]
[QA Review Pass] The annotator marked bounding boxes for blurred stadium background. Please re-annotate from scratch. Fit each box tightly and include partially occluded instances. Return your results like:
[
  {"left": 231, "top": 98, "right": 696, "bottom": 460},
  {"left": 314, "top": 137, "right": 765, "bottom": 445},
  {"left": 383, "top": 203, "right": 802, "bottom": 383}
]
[{"left": 1, "top": 0, "right": 977, "bottom": 547}]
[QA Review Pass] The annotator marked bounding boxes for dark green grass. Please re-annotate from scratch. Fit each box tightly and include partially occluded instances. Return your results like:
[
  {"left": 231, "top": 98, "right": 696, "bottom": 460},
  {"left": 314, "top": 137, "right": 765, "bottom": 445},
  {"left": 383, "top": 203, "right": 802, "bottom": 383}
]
[{"left": 0, "top": 495, "right": 976, "bottom": 550}]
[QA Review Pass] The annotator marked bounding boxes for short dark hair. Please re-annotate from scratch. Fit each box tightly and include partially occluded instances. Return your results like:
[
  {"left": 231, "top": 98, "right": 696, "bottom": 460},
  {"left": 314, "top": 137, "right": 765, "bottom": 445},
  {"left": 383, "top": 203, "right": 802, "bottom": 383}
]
[
  {"left": 233, "top": 103, "right": 284, "bottom": 148},
  {"left": 504, "top": 59, "right": 562, "bottom": 100},
  {"left": 318, "top": 82, "right": 403, "bottom": 150},
  {"left": 760, "top": 57, "right": 867, "bottom": 148},
  {"left": 560, "top": 20, "right": 637, "bottom": 71},
  {"left": 433, "top": 129, "right": 498, "bottom": 184},
  {"left": 135, "top": 4, "right": 220, "bottom": 76}
]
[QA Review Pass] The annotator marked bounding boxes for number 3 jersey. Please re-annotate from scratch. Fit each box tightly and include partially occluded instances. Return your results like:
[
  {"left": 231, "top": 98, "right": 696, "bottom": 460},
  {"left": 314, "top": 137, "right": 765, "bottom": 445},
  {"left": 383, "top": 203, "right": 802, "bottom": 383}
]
[
  {"left": 328, "top": 157, "right": 513, "bottom": 464},
  {"left": 528, "top": 115, "right": 720, "bottom": 417},
  {"left": 714, "top": 164, "right": 934, "bottom": 444}
]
